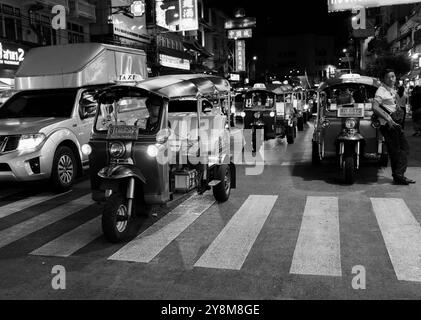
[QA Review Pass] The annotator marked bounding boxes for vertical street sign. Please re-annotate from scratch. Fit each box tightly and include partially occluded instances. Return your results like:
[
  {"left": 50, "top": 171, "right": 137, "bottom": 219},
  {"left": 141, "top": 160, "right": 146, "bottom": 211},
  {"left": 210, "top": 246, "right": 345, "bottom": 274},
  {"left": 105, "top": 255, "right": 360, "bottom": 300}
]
[
  {"left": 179, "top": 0, "right": 198, "bottom": 31},
  {"left": 235, "top": 40, "right": 246, "bottom": 72}
]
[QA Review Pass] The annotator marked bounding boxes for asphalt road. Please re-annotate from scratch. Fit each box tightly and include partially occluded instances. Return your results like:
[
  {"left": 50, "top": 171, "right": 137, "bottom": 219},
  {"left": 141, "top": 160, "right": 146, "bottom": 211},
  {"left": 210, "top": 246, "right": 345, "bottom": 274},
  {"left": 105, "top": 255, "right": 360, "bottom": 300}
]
[{"left": 1, "top": 119, "right": 421, "bottom": 300}]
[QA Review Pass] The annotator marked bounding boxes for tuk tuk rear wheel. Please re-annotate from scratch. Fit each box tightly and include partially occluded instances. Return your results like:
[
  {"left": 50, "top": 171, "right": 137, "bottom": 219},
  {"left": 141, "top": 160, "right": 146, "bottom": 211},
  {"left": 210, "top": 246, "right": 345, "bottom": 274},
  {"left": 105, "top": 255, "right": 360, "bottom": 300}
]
[
  {"left": 213, "top": 165, "right": 231, "bottom": 202},
  {"left": 102, "top": 193, "right": 138, "bottom": 243},
  {"left": 343, "top": 156, "right": 356, "bottom": 185},
  {"left": 379, "top": 154, "right": 389, "bottom": 167}
]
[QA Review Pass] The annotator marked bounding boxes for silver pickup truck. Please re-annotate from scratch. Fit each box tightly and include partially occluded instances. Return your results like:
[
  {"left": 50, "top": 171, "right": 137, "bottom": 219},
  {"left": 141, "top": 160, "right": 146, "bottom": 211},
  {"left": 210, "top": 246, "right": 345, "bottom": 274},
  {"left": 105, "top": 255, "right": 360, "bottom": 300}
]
[{"left": 0, "top": 43, "right": 148, "bottom": 191}]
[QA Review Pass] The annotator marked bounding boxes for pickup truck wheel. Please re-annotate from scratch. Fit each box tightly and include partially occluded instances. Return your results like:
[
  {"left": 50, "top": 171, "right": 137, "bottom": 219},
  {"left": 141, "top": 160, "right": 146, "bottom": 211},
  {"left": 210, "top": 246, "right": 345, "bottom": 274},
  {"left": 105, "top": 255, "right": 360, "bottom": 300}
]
[
  {"left": 51, "top": 146, "right": 77, "bottom": 192},
  {"left": 213, "top": 165, "right": 231, "bottom": 202},
  {"left": 102, "top": 193, "right": 138, "bottom": 243}
]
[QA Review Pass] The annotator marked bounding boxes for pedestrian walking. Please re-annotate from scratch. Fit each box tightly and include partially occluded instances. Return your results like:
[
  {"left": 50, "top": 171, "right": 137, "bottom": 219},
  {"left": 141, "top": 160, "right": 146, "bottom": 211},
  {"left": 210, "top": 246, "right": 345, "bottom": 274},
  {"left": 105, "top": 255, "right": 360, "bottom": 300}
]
[
  {"left": 373, "top": 69, "right": 415, "bottom": 185},
  {"left": 410, "top": 85, "right": 421, "bottom": 136}
]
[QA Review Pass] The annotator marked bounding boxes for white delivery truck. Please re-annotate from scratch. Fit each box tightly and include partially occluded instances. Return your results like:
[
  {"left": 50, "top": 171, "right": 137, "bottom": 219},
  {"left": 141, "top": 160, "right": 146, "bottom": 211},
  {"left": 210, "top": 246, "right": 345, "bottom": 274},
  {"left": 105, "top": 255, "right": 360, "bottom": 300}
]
[{"left": 0, "top": 43, "right": 148, "bottom": 191}]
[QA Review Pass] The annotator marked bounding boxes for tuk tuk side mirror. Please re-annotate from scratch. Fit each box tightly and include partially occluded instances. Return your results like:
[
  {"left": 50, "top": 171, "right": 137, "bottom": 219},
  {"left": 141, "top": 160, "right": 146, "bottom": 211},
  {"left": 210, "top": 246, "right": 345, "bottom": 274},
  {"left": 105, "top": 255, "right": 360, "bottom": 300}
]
[{"left": 156, "top": 128, "right": 172, "bottom": 144}]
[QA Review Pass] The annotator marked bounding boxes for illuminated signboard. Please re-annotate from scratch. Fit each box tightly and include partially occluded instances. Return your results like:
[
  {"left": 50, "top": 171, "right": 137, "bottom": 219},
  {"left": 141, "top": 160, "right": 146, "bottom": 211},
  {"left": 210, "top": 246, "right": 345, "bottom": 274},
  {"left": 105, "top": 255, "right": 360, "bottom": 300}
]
[
  {"left": 112, "top": 0, "right": 147, "bottom": 40},
  {"left": 225, "top": 17, "right": 256, "bottom": 29},
  {"left": 229, "top": 73, "right": 240, "bottom": 81},
  {"left": 0, "top": 42, "right": 25, "bottom": 67},
  {"left": 235, "top": 40, "right": 246, "bottom": 72},
  {"left": 228, "top": 28, "right": 252, "bottom": 39},
  {"left": 159, "top": 54, "right": 190, "bottom": 70},
  {"left": 328, "top": 0, "right": 421, "bottom": 12},
  {"left": 156, "top": 0, "right": 180, "bottom": 31},
  {"left": 179, "top": 0, "right": 198, "bottom": 31},
  {"left": 130, "top": 0, "right": 145, "bottom": 17}
]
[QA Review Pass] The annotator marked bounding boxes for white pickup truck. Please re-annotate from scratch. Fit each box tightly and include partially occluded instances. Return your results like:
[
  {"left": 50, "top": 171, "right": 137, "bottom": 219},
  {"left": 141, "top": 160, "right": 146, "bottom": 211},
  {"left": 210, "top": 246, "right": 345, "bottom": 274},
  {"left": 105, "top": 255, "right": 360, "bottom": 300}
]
[{"left": 0, "top": 43, "right": 148, "bottom": 191}]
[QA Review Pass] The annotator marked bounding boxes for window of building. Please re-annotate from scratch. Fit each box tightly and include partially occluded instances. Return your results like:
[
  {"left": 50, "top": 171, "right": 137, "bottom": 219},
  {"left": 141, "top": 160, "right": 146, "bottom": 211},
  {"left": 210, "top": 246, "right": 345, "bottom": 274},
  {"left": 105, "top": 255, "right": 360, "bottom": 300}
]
[
  {"left": 67, "top": 22, "right": 84, "bottom": 44},
  {"left": 1, "top": 4, "right": 22, "bottom": 41}
]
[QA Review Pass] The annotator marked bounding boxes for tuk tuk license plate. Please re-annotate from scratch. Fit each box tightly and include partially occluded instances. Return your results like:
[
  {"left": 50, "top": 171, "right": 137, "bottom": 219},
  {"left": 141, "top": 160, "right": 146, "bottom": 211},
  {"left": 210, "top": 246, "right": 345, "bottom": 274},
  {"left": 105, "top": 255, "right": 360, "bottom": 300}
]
[
  {"left": 107, "top": 125, "right": 139, "bottom": 140},
  {"left": 338, "top": 107, "right": 364, "bottom": 118}
]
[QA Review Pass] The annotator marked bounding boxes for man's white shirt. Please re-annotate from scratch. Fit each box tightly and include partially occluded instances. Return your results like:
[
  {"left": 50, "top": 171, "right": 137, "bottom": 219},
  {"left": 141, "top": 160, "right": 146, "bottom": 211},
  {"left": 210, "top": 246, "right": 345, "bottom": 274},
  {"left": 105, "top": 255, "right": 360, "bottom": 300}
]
[{"left": 374, "top": 84, "right": 398, "bottom": 125}]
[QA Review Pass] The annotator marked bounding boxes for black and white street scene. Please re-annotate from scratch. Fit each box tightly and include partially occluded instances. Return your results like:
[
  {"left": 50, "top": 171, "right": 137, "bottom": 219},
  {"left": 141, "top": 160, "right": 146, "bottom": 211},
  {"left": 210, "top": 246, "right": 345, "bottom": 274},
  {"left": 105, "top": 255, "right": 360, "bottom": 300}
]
[{"left": 1, "top": 0, "right": 421, "bottom": 309}]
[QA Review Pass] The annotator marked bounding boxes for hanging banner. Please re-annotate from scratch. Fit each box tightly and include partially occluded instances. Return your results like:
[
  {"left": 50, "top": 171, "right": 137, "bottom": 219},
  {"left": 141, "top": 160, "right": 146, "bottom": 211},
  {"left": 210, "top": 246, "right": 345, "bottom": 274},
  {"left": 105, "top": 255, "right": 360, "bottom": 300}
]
[
  {"left": 328, "top": 0, "right": 421, "bottom": 12},
  {"left": 235, "top": 40, "right": 246, "bottom": 72}
]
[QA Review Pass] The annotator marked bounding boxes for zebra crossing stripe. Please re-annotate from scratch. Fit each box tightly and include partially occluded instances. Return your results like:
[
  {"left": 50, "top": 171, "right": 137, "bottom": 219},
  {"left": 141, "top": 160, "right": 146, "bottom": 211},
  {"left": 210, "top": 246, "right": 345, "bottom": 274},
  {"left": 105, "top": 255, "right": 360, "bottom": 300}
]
[
  {"left": 30, "top": 216, "right": 101, "bottom": 257},
  {"left": 108, "top": 193, "right": 215, "bottom": 263},
  {"left": 371, "top": 198, "right": 421, "bottom": 282},
  {"left": 0, "top": 194, "right": 93, "bottom": 249},
  {"left": 290, "top": 196, "right": 342, "bottom": 277},
  {"left": 0, "top": 192, "right": 69, "bottom": 219},
  {"left": 194, "top": 195, "right": 277, "bottom": 270}
]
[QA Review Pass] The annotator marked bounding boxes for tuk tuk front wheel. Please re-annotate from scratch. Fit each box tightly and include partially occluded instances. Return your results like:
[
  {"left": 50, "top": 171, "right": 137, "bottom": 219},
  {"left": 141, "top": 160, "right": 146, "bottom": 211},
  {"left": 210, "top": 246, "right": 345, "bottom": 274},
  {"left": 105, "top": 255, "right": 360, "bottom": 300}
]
[
  {"left": 343, "top": 156, "right": 356, "bottom": 185},
  {"left": 102, "top": 193, "right": 138, "bottom": 243},
  {"left": 213, "top": 165, "right": 231, "bottom": 202},
  {"left": 312, "top": 141, "right": 320, "bottom": 165},
  {"left": 297, "top": 118, "right": 304, "bottom": 131}
]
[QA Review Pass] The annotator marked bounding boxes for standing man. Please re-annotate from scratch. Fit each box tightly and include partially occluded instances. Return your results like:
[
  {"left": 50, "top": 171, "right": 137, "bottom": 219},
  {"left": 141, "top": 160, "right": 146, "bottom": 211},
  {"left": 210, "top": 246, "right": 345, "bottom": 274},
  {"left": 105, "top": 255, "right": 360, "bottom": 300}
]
[{"left": 373, "top": 69, "right": 415, "bottom": 185}]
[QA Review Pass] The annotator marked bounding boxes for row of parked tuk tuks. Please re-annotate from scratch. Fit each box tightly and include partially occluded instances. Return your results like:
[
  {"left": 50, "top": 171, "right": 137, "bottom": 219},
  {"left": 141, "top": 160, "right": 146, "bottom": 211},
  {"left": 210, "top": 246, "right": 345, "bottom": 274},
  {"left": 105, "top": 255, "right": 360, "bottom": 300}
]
[{"left": 0, "top": 43, "right": 389, "bottom": 242}]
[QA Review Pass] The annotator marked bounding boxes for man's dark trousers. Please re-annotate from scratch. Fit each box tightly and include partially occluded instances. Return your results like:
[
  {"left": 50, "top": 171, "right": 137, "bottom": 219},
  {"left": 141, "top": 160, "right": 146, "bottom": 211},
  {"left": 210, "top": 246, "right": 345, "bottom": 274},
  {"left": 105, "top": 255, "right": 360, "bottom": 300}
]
[{"left": 380, "top": 125, "right": 409, "bottom": 178}]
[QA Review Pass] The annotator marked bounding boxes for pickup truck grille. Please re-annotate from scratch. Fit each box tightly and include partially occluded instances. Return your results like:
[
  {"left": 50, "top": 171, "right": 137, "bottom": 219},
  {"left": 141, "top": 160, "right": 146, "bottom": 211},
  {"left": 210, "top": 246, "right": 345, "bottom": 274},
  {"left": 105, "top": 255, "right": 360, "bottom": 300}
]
[{"left": 0, "top": 135, "right": 20, "bottom": 153}]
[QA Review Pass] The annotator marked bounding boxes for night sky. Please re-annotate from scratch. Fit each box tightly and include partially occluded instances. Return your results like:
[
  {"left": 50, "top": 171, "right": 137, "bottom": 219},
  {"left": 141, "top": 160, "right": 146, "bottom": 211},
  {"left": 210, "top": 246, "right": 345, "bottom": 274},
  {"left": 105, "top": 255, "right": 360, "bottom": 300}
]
[{"left": 206, "top": 0, "right": 350, "bottom": 51}]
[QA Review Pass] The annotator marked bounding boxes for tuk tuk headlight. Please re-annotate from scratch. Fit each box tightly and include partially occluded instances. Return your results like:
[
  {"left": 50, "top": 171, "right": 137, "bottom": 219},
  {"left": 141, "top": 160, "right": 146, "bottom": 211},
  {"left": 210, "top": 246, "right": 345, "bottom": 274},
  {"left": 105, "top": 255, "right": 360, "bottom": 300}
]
[
  {"left": 17, "top": 133, "right": 46, "bottom": 151},
  {"left": 254, "top": 112, "right": 261, "bottom": 119},
  {"left": 345, "top": 118, "right": 357, "bottom": 129},
  {"left": 269, "top": 111, "right": 275, "bottom": 118},
  {"left": 147, "top": 144, "right": 159, "bottom": 158},
  {"left": 321, "top": 119, "right": 331, "bottom": 128},
  {"left": 241, "top": 112, "right": 246, "bottom": 118},
  {"left": 109, "top": 142, "right": 125, "bottom": 158}
]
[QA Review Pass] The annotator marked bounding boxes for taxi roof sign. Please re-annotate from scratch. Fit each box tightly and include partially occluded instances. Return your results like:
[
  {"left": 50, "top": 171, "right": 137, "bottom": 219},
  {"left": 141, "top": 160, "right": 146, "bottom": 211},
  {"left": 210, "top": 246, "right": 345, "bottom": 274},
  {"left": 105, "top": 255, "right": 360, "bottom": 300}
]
[
  {"left": 253, "top": 83, "right": 267, "bottom": 89},
  {"left": 339, "top": 73, "right": 361, "bottom": 80},
  {"left": 117, "top": 74, "right": 144, "bottom": 83}
]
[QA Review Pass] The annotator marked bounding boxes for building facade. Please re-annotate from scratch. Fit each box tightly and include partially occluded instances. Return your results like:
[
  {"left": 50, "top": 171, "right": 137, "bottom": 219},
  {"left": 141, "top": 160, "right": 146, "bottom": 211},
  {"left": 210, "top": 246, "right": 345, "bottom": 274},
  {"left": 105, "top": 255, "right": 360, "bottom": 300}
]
[{"left": 0, "top": 0, "right": 96, "bottom": 87}]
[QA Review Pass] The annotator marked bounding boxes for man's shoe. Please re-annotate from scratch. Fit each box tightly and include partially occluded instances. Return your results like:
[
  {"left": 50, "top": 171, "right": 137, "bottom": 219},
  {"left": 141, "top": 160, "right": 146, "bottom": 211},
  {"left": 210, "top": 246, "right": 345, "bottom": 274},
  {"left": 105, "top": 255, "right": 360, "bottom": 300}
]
[
  {"left": 404, "top": 177, "right": 416, "bottom": 184},
  {"left": 393, "top": 176, "right": 410, "bottom": 185}
]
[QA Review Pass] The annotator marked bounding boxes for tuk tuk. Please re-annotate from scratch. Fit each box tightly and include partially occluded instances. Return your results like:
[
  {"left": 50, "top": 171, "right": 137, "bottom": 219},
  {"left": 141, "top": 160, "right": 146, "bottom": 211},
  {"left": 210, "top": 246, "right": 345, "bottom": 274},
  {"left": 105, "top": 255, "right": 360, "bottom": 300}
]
[
  {"left": 85, "top": 74, "right": 236, "bottom": 242},
  {"left": 293, "top": 87, "right": 308, "bottom": 131},
  {"left": 268, "top": 84, "right": 297, "bottom": 144},
  {"left": 242, "top": 83, "right": 279, "bottom": 151},
  {"left": 312, "top": 74, "right": 388, "bottom": 184}
]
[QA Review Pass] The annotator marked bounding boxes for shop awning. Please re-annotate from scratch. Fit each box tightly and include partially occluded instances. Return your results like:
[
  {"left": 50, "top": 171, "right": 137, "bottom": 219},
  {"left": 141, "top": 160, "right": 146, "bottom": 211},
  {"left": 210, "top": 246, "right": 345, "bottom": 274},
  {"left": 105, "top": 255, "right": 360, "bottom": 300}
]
[{"left": 183, "top": 39, "right": 213, "bottom": 58}]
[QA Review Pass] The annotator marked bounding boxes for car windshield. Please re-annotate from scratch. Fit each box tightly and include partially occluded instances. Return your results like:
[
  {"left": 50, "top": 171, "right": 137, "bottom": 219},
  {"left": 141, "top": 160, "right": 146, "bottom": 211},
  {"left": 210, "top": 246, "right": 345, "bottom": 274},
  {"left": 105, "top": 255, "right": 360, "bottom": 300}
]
[
  {"left": 95, "top": 91, "right": 163, "bottom": 135},
  {"left": 244, "top": 91, "right": 274, "bottom": 108},
  {"left": 320, "top": 84, "right": 378, "bottom": 112},
  {"left": 0, "top": 88, "right": 77, "bottom": 119}
]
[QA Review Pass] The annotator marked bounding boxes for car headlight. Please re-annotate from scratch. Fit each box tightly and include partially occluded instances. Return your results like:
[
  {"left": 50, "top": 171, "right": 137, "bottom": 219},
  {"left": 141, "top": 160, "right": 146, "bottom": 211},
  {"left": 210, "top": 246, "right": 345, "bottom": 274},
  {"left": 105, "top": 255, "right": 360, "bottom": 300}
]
[
  {"left": 254, "top": 112, "right": 261, "bottom": 119},
  {"left": 109, "top": 141, "right": 125, "bottom": 158},
  {"left": 17, "top": 133, "right": 46, "bottom": 151},
  {"left": 345, "top": 118, "right": 357, "bottom": 129},
  {"left": 147, "top": 144, "right": 159, "bottom": 158},
  {"left": 81, "top": 144, "right": 92, "bottom": 156},
  {"left": 231, "top": 106, "right": 236, "bottom": 114}
]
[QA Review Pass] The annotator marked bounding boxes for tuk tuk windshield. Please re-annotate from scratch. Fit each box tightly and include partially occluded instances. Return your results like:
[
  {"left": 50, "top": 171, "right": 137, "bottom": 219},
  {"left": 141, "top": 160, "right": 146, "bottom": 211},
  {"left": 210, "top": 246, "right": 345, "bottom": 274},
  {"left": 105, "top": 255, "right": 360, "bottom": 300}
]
[
  {"left": 95, "top": 93, "right": 163, "bottom": 134},
  {"left": 320, "top": 83, "right": 378, "bottom": 113},
  {"left": 244, "top": 91, "right": 274, "bottom": 109}
]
